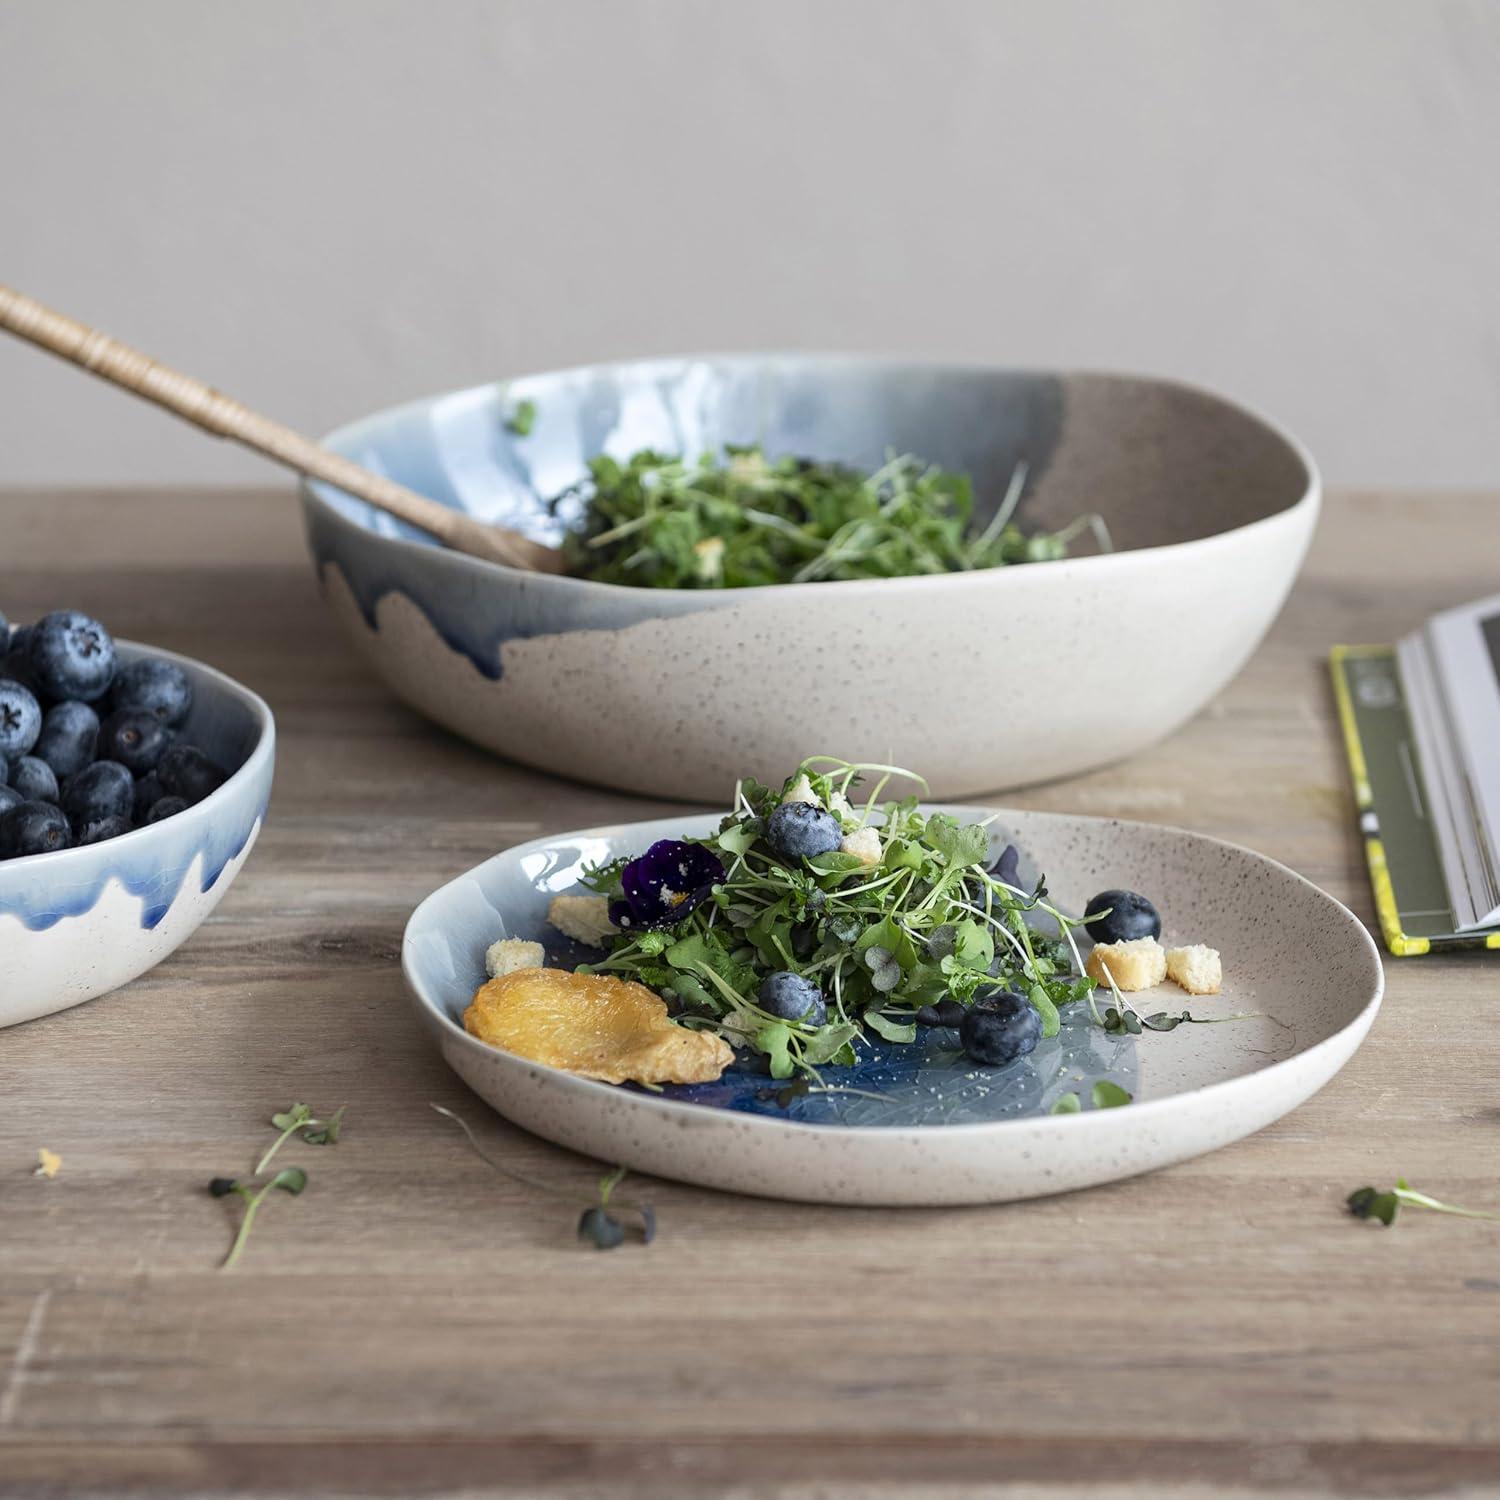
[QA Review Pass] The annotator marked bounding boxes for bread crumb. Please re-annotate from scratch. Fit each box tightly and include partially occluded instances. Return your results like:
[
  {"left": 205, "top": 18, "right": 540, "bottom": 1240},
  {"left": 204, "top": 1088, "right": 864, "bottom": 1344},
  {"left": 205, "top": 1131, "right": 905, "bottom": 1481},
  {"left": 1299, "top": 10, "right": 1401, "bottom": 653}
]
[
  {"left": 1166, "top": 944, "right": 1222, "bottom": 995},
  {"left": 485, "top": 938, "right": 545, "bottom": 978},
  {"left": 547, "top": 893, "right": 617, "bottom": 948},
  {"left": 34, "top": 1148, "right": 62, "bottom": 1179},
  {"left": 781, "top": 773, "right": 820, "bottom": 807},
  {"left": 839, "top": 826, "right": 882, "bottom": 866},
  {"left": 1085, "top": 936, "right": 1167, "bottom": 992}
]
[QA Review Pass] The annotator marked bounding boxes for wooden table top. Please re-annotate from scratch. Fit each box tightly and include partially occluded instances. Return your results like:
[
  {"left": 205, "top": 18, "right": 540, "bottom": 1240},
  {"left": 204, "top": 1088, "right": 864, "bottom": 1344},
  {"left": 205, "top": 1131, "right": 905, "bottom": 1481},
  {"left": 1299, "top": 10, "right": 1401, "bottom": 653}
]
[{"left": 3, "top": 488, "right": 1498, "bottom": 1499}]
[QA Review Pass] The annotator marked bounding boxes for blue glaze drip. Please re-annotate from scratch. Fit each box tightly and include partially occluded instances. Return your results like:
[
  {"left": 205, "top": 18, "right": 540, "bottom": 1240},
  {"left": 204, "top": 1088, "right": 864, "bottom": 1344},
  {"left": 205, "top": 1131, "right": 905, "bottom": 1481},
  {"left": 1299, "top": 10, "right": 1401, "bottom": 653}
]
[
  {"left": 305, "top": 518, "right": 719, "bottom": 684},
  {"left": 303, "top": 357, "right": 1065, "bottom": 687},
  {"left": 0, "top": 800, "right": 267, "bottom": 933}
]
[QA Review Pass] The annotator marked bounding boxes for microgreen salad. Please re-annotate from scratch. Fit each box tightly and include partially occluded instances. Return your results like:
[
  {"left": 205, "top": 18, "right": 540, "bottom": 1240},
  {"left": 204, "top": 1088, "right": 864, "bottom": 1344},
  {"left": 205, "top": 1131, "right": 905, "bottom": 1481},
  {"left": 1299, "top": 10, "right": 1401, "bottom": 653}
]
[
  {"left": 572, "top": 758, "right": 1103, "bottom": 1080},
  {"left": 550, "top": 445, "right": 1110, "bottom": 589}
]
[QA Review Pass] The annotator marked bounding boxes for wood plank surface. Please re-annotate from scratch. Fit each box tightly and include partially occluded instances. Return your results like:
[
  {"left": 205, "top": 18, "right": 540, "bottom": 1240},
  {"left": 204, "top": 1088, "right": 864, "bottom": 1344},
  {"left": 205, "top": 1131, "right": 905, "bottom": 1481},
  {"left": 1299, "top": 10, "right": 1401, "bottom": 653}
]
[{"left": 2, "top": 488, "right": 1498, "bottom": 1499}]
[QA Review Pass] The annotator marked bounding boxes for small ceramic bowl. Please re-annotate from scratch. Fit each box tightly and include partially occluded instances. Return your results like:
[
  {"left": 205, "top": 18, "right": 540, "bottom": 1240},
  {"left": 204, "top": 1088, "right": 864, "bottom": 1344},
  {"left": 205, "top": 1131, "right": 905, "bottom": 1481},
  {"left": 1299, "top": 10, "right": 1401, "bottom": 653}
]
[
  {"left": 303, "top": 357, "right": 1319, "bottom": 801},
  {"left": 0, "top": 644, "right": 274, "bottom": 1028}
]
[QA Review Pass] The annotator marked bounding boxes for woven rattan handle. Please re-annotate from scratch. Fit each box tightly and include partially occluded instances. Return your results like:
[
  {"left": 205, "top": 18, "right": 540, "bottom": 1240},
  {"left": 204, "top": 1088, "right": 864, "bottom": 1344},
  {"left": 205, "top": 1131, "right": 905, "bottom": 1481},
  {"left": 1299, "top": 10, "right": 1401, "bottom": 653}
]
[{"left": 0, "top": 282, "right": 565, "bottom": 574}]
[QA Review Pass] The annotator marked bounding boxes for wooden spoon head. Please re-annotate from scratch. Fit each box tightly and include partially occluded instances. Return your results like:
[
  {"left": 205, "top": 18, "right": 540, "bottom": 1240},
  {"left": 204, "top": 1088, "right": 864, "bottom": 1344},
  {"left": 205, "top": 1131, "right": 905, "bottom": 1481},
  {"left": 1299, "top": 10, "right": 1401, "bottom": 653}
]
[{"left": 444, "top": 514, "right": 568, "bottom": 574}]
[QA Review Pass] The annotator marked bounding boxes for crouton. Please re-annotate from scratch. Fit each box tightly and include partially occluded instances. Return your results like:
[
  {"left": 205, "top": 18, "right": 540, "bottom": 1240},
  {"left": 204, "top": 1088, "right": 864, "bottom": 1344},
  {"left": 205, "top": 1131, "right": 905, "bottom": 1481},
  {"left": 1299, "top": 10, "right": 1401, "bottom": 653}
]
[
  {"left": 485, "top": 937, "right": 545, "bottom": 979},
  {"left": 1085, "top": 935, "right": 1167, "bottom": 993},
  {"left": 839, "top": 826, "right": 882, "bottom": 867},
  {"left": 781, "top": 773, "right": 820, "bottom": 807},
  {"left": 546, "top": 893, "right": 617, "bottom": 948},
  {"left": 1166, "top": 944, "right": 1222, "bottom": 996}
]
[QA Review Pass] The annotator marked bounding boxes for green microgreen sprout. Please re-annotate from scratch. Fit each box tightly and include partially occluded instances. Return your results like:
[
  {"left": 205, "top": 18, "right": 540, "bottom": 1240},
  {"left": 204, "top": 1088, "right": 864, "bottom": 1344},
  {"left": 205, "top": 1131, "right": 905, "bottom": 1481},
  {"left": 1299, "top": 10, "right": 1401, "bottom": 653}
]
[
  {"left": 432, "top": 1104, "right": 655, "bottom": 1251},
  {"left": 255, "top": 1102, "right": 346, "bottom": 1176},
  {"left": 577, "top": 754, "right": 1111, "bottom": 1087},
  {"left": 505, "top": 398, "right": 537, "bottom": 436},
  {"left": 552, "top": 445, "right": 1110, "bottom": 590},
  {"left": 1347, "top": 1178, "right": 1500, "bottom": 1229},
  {"left": 210, "top": 1167, "right": 308, "bottom": 1271},
  {"left": 1049, "top": 1081, "right": 1133, "bottom": 1112}
]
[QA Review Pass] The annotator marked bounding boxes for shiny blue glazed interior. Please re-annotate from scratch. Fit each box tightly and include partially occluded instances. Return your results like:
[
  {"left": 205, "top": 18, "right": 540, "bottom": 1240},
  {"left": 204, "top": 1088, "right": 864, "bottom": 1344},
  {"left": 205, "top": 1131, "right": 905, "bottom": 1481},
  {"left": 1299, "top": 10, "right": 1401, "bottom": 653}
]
[{"left": 0, "top": 644, "right": 275, "bottom": 931}]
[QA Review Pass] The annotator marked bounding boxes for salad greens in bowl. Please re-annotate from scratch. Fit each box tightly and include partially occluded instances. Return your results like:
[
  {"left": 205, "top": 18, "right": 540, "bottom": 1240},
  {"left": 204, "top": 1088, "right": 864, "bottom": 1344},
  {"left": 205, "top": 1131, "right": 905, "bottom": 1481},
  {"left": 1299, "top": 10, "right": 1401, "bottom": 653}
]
[{"left": 303, "top": 355, "right": 1318, "bottom": 799}]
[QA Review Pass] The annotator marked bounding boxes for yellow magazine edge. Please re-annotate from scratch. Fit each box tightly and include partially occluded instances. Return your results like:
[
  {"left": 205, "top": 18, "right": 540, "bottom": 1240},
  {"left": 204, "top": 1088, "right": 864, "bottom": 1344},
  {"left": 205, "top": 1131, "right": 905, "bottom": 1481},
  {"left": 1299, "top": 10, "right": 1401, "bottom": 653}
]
[
  {"left": 1329, "top": 646, "right": 1428, "bottom": 957},
  {"left": 1329, "top": 645, "right": 1500, "bottom": 956}
]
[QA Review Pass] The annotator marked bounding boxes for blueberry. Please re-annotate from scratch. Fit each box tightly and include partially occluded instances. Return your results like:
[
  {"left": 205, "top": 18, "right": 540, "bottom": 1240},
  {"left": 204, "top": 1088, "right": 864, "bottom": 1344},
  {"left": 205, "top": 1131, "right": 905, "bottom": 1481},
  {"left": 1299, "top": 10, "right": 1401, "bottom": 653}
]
[
  {"left": 132, "top": 770, "right": 165, "bottom": 822},
  {"left": 0, "top": 646, "right": 39, "bottom": 695},
  {"left": 10, "top": 755, "right": 59, "bottom": 804},
  {"left": 0, "top": 680, "right": 42, "bottom": 760},
  {"left": 145, "top": 795, "right": 189, "bottom": 824},
  {"left": 157, "top": 744, "right": 227, "bottom": 804},
  {"left": 61, "top": 760, "right": 134, "bottom": 826},
  {"left": 0, "top": 786, "right": 20, "bottom": 818},
  {"left": 34, "top": 701, "right": 99, "bottom": 779},
  {"left": 28, "top": 611, "right": 117, "bottom": 703},
  {"left": 765, "top": 801, "right": 842, "bottom": 861},
  {"left": 790, "top": 921, "right": 820, "bottom": 959},
  {"left": 100, "top": 709, "right": 173, "bottom": 774},
  {"left": 1083, "top": 889, "right": 1161, "bottom": 945},
  {"left": 757, "top": 971, "right": 827, "bottom": 1025},
  {"left": 78, "top": 814, "right": 132, "bottom": 846},
  {"left": 914, "top": 999, "right": 966, "bottom": 1028},
  {"left": 960, "top": 990, "right": 1042, "bottom": 1066},
  {"left": 0, "top": 800, "right": 72, "bottom": 859},
  {"left": 111, "top": 657, "right": 192, "bottom": 726}
]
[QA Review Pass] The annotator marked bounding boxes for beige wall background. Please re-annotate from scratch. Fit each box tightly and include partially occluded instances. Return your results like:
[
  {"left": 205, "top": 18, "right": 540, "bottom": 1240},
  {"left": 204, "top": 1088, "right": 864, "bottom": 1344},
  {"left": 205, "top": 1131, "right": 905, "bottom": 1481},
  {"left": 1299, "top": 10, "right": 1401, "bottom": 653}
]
[{"left": 1, "top": 0, "right": 1496, "bottom": 489}]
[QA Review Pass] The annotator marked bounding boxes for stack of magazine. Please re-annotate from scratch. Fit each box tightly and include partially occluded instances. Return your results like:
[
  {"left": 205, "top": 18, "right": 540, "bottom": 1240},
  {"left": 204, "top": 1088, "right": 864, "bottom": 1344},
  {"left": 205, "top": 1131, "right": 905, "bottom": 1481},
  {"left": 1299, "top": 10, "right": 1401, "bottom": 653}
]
[{"left": 1332, "top": 594, "right": 1500, "bottom": 955}]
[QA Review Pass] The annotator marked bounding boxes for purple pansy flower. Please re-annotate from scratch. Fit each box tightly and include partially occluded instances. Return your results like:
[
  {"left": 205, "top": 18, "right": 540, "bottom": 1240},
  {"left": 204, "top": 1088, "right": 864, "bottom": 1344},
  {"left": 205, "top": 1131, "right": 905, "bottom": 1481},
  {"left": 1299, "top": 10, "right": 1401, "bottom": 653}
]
[
  {"left": 990, "top": 843, "right": 1020, "bottom": 888},
  {"left": 609, "top": 839, "right": 726, "bottom": 931}
]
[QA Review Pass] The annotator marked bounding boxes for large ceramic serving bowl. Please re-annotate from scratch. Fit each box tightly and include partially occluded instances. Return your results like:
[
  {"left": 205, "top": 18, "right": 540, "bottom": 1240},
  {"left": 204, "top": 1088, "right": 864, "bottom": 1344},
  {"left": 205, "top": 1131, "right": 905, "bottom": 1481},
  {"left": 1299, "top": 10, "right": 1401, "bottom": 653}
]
[
  {"left": 0, "top": 644, "right": 274, "bottom": 1027},
  {"left": 303, "top": 357, "right": 1318, "bottom": 801}
]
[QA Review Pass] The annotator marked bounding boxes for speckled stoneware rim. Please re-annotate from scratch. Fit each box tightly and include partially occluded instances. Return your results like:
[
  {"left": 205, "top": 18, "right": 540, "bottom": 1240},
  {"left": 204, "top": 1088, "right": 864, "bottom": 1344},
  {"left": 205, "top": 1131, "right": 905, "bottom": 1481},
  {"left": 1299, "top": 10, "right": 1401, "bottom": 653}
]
[
  {"left": 0, "top": 641, "right": 275, "bottom": 890},
  {"left": 403, "top": 807, "right": 1383, "bottom": 1145},
  {"left": 304, "top": 356, "right": 1320, "bottom": 598}
]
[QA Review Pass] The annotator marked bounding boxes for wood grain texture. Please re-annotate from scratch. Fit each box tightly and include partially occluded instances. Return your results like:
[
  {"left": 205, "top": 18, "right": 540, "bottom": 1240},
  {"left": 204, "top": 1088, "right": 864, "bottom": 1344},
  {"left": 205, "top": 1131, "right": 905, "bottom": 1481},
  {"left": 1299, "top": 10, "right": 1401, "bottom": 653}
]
[{"left": 2, "top": 488, "right": 1499, "bottom": 1499}]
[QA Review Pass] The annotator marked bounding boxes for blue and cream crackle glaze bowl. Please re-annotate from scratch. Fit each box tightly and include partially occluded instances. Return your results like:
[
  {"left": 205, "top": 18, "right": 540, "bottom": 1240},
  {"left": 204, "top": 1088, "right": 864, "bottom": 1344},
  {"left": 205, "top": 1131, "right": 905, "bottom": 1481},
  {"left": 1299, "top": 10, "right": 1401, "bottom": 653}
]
[
  {"left": 303, "top": 357, "right": 1318, "bottom": 801},
  {"left": 0, "top": 644, "right": 274, "bottom": 1027}
]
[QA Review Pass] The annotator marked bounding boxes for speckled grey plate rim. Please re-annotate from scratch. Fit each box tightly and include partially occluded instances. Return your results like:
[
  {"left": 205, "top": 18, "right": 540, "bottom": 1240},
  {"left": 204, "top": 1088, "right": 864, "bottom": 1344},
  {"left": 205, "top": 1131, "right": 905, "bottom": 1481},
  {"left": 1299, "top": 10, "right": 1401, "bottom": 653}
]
[
  {"left": 402, "top": 806, "right": 1384, "bottom": 1141},
  {"left": 306, "top": 356, "right": 1320, "bottom": 597}
]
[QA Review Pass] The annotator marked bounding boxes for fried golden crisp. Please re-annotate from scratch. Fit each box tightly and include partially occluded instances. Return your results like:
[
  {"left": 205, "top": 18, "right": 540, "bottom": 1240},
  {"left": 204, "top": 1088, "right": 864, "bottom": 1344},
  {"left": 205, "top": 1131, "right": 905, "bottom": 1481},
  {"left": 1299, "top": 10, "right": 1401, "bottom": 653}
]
[{"left": 464, "top": 967, "right": 733, "bottom": 1085}]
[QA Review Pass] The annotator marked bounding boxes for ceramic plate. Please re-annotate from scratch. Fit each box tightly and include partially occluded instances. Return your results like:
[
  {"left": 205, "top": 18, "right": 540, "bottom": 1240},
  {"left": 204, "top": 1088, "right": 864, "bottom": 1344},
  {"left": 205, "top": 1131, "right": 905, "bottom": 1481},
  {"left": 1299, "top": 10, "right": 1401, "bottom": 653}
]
[{"left": 402, "top": 808, "right": 1383, "bottom": 1205}]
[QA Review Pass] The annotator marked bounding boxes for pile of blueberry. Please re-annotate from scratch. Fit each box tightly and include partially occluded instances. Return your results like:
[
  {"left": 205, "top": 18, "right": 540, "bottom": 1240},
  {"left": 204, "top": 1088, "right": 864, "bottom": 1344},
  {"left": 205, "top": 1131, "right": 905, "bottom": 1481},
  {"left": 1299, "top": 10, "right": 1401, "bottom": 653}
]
[{"left": 0, "top": 609, "right": 229, "bottom": 860}]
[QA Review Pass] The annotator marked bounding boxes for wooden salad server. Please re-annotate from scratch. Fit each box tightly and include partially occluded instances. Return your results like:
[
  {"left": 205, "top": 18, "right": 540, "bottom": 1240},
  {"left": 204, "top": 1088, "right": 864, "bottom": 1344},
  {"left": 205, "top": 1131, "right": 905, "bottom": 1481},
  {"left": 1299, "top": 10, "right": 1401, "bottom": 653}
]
[{"left": 0, "top": 282, "right": 566, "bottom": 574}]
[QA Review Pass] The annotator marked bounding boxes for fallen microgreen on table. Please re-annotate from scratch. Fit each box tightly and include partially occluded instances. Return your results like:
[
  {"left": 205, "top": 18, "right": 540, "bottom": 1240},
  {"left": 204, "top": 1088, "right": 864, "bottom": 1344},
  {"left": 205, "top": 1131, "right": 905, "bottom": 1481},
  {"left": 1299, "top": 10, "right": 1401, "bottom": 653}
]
[
  {"left": 210, "top": 1168, "right": 308, "bottom": 1271},
  {"left": 205, "top": 1102, "right": 348, "bottom": 1269},
  {"left": 255, "top": 1101, "right": 346, "bottom": 1175},
  {"left": 433, "top": 1104, "right": 655, "bottom": 1251},
  {"left": 1347, "top": 1178, "right": 1500, "bottom": 1228}
]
